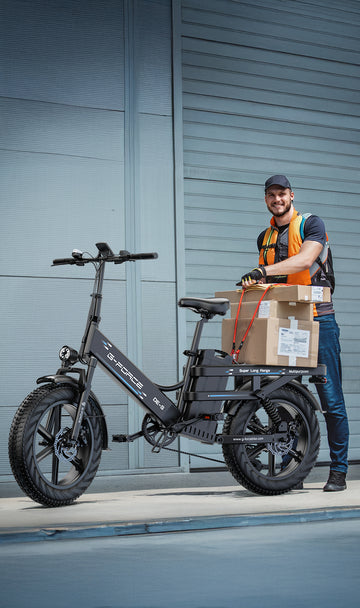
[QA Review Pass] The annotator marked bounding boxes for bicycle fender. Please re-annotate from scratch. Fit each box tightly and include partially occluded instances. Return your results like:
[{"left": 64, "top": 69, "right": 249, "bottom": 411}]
[
  {"left": 37, "top": 374, "right": 80, "bottom": 388},
  {"left": 287, "top": 379, "right": 323, "bottom": 412},
  {"left": 36, "top": 374, "right": 109, "bottom": 449}
]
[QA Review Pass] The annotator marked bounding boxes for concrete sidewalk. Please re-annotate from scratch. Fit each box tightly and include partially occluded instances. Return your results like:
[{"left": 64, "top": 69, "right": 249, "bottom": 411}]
[{"left": 1, "top": 467, "right": 360, "bottom": 544}]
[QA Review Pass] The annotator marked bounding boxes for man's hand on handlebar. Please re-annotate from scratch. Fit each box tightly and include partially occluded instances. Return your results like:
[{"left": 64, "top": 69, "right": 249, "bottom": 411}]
[{"left": 237, "top": 265, "right": 267, "bottom": 287}]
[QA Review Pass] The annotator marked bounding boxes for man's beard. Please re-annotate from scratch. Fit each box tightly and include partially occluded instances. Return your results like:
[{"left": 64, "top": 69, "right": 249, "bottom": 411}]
[{"left": 271, "top": 200, "right": 292, "bottom": 217}]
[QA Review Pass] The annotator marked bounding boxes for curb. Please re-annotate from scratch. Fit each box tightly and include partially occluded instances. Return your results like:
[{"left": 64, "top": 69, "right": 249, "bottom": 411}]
[{"left": 1, "top": 507, "right": 360, "bottom": 544}]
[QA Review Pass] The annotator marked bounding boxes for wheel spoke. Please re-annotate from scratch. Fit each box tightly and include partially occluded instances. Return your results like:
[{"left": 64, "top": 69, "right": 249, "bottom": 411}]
[
  {"left": 37, "top": 424, "right": 54, "bottom": 444},
  {"left": 288, "top": 448, "right": 303, "bottom": 463},
  {"left": 71, "top": 456, "right": 84, "bottom": 474},
  {"left": 44, "top": 408, "right": 56, "bottom": 432},
  {"left": 248, "top": 422, "right": 266, "bottom": 434},
  {"left": 249, "top": 415, "right": 266, "bottom": 433},
  {"left": 36, "top": 444, "right": 54, "bottom": 463},
  {"left": 54, "top": 406, "right": 62, "bottom": 435},
  {"left": 51, "top": 453, "right": 60, "bottom": 485},
  {"left": 268, "top": 451, "right": 276, "bottom": 476},
  {"left": 247, "top": 445, "right": 264, "bottom": 459}
]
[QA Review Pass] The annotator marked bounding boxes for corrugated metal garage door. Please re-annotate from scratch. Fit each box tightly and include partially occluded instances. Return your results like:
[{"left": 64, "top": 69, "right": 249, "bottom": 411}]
[{"left": 179, "top": 0, "right": 360, "bottom": 466}]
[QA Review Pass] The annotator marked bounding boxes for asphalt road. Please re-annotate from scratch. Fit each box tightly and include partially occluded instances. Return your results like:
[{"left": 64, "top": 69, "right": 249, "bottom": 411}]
[{"left": 1, "top": 519, "right": 359, "bottom": 608}]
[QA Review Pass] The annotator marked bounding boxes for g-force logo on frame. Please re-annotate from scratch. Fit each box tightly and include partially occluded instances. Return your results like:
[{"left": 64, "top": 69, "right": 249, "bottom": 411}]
[
  {"left": 102, "top": 340, "right": 144, "bottom": 394},
  {"left": 101, "top": 339, "right": 168, "bottom": 413},
  {"left": 107, "top": 352, "right": 144, "bottom": 391}
]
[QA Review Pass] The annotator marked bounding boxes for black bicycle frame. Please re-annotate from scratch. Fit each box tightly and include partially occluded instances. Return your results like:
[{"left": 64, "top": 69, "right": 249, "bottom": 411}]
[
  {"left": 64, "top": 251, "right": 325, "bottom": 447},
  {"left": 71, "top": 320, "right": 325, "bottom": 445},
  {"left": 87, "top": 325, "right": 180, "bottom": 426}
]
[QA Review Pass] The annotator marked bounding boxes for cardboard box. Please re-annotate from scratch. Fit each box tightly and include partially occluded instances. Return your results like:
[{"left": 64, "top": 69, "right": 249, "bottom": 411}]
[
  {"left": 215, "top": 289, "right": 244, "bottom": 304},
  {"left": 222, "top": 316, "right": 319, "bottom": 367},
  {"left": 215, "top": 284, "right": 331, "bottom": 304},
  {"left": 230, "top": 300, "right": 313, "bottom": 322}
]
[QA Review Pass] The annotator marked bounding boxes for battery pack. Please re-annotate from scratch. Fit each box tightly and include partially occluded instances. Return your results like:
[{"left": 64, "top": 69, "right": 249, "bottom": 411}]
[{"left": 181, "top": 350, "right": 230, "bottom": 444}]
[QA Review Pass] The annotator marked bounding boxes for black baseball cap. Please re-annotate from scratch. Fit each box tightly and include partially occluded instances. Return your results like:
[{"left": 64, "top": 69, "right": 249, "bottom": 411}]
[{"left": 264, "top": 175, "right": 292, "bottom": 191}]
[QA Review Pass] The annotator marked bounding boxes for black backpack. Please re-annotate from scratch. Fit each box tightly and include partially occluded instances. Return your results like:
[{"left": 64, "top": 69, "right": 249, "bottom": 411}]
[{"left": 300, "top": 213, "right": 335, "bottom": 294}]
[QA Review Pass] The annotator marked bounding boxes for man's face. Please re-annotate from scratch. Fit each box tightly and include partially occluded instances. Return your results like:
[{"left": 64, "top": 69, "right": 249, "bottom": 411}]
[{"left": 265, "top": 186, "right": 294, "bottom": 218}]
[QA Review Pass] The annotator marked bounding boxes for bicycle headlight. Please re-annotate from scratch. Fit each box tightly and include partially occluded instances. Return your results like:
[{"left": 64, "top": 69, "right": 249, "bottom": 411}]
[{"left": 59, "top": 346, "right": 79, "bottom": 364}]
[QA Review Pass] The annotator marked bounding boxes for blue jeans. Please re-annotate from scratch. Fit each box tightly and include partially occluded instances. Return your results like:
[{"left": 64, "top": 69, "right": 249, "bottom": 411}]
[{"left": 315, "top": 314, "right": 349, "bottom": 473}]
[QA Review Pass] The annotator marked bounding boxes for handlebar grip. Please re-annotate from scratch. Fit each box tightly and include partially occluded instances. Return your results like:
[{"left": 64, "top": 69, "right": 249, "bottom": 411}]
[
  {"left": 52, "top": 258, "right": 77, "bottom": 265},
  {"left": 129, "top": 252, "right": 158, "bottom": 260}
]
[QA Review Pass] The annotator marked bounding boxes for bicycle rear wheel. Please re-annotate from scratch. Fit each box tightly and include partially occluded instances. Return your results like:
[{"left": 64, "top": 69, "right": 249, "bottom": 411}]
[{"left": 222, "top": 386, "right": 320, "bottom": 495}]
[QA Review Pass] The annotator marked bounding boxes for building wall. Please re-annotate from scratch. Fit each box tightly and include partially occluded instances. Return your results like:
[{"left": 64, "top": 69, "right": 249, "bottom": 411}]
[
  {"left": 1, "top": 0, "right": 359, "bottom": 485},
  {"left": 0, "top": 0, "right": 180, "bottom": 481},
  {"left": 177, "top": 0, "right": 360, "bottom": 465}
]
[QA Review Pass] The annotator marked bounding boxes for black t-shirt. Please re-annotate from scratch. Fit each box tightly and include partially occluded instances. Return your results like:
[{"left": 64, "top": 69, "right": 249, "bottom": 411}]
[{"left": 257, "top": 215, "right": 326, "bottom": 253}]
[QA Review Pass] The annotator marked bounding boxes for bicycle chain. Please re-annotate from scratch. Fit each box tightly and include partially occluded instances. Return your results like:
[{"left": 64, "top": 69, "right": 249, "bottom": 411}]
[{"left": 162, "top": 445, "right": 225, "bottom": 465}]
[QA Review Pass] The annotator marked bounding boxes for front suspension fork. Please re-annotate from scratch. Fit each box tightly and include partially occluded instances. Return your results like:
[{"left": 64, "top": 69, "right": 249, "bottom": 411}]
[{"left": 71, "top": 356, "right": 98, "bottom": 441}]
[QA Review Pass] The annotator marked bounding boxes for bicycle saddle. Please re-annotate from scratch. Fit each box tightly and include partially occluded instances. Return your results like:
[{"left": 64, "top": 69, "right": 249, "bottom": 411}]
[{"left": 178, "top": 297, "right": 230, "bottom": 317}]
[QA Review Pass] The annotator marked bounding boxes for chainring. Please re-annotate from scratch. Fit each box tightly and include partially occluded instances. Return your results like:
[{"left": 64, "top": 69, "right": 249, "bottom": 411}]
[{"left": 141, "top": 414, "right": 176, "bottom": 448}]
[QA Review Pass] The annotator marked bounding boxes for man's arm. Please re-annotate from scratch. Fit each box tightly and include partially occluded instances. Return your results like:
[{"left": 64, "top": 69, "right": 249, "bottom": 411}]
[
  {"left": 264, "top": 240, "right": 323, "bottom": 277},
  {"left": 241, "top": 240, "right": 323, "bottom": 287}
]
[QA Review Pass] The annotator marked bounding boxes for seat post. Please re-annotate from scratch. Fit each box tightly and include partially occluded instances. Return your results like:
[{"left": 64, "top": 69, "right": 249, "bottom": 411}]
[{"left": 190, "top": 316, "right": 207, "bottom": 353}]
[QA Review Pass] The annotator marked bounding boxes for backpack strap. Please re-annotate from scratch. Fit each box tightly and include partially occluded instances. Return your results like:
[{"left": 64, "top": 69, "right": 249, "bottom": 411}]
[
  {"left": 300, "top": 212, "right": 335, "bottom": 293},
  {"left": 299, "top": 212, "right": 312, "bottom": 240}
]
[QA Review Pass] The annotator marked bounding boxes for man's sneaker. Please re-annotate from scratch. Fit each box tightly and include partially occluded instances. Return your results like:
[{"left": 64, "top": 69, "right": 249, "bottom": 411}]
[{"left": 323, "top": 470, "right": 347, "bottom": 492}]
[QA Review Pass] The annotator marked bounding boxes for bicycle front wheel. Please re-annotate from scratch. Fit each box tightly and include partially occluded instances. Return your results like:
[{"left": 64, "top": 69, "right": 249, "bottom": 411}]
[
  {"left": 8, "top": 383, "right": 103, "bottom": 507},
  {"left": 222, "top": 386, "right": 320, "bottom": 495}
]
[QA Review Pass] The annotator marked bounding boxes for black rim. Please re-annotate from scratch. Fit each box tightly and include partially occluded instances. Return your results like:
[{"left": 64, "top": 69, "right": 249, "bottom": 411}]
[
  {"left": 240, "top": 400, "right": 311, "bottom": 480},
  {"left": 33, "top": 400, "right": 94, "bottom": 489}
]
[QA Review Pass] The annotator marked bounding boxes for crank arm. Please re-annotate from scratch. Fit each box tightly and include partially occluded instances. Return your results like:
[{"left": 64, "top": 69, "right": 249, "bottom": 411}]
[{"left": 112, "top": 431, "right": 144, "bottom": 443}]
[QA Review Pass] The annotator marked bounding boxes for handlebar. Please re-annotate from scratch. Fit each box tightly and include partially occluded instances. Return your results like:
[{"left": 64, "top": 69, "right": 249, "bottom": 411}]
[{"left": 52, "top": 244, "right": 158, "bottom": 266}]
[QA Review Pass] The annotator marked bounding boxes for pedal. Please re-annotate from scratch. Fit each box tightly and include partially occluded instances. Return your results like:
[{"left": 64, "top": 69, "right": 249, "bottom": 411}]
[
  {"left": 112, "top": 434, "right": 129, "bottom": 443},
  {"left": 112, "top": 430, "right": 144, "bottom": 443}
]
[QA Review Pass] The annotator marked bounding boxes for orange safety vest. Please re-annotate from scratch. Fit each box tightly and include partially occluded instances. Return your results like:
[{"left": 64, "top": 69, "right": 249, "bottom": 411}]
[{"left": 259, "top": 209, "right": 328, "bottom": 286}]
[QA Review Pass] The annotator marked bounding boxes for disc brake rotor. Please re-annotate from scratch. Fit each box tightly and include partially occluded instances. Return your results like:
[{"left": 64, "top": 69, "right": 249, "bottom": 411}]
[
  {"left": 266, "top": 436, "right": 294, "bottom": 456},
  {"left": 54, "top": 427, "right": 78, "bottom": 463}
]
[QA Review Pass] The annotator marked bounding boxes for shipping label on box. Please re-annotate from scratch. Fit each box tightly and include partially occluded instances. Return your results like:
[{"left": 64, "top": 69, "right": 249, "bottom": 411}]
[
  {"left": 278, "top": 326, "right": 310, "bottom": 363},
  {"left": 257, "top": 301, "right": 271, "bottom": 318},
  {"left": 311, "top": 286, "right": 331, "bottom": 302}
]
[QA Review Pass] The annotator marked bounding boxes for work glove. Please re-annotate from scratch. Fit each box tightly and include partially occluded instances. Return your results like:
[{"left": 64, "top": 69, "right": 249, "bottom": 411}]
[{"left": 237, "top": 265, "right": 266, "bottom": 286}]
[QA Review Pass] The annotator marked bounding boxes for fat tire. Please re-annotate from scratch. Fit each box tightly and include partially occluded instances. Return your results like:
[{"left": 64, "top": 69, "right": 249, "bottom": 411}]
[
  {"left": 8, "top": 383, "right": 103, "bottom": 507},
  {"left": 222, "top": 386, "right": 320, "bottom": 496}
]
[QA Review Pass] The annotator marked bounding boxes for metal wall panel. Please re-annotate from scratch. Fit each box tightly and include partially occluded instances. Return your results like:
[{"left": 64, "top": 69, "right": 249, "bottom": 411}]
[
  {"left": 179, "top": 0, "right": 360, "bottom": 465},
  {"left": 0, "top": 0, "right": 125, "bottom": 109},
  {"left": 0, "top": 0, "right": 180, "bottom": 483}
]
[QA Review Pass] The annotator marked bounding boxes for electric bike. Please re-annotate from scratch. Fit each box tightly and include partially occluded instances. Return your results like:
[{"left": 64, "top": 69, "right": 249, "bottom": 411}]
[{"left": 8, "top": 243, "right": 324, "bottom": 506}]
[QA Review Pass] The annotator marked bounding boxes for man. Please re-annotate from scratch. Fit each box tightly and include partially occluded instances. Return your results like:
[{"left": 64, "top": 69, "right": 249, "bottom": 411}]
[{"left": 240, "top": 175, "right": 349, "bottom": 492}]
